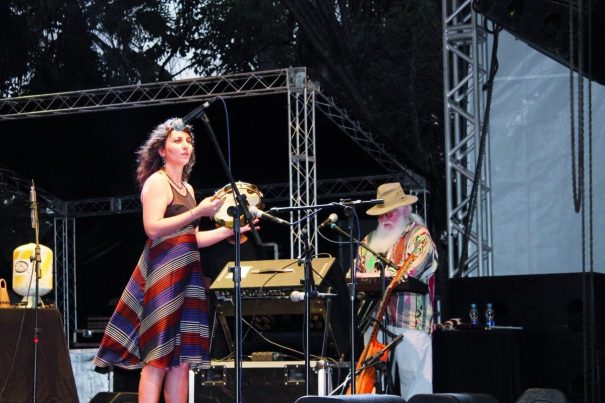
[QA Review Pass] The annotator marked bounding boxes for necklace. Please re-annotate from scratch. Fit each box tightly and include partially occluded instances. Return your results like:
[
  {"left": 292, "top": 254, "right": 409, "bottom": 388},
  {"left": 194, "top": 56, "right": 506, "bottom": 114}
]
[{"left": 162, "top": 169, "right": 184, "bottom": 190}]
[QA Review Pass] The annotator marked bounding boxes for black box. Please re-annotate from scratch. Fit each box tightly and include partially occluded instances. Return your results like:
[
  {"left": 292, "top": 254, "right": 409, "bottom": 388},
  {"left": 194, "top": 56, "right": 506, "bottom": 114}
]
[
  {"left": 446, "top": 273, "right": 605, "bottom": 346},
  {"left": 445, "top": 273, "right": 605, "bottom": 401},
  {"left": 194, "top": 360, "right": 347, "bottom": 403}
]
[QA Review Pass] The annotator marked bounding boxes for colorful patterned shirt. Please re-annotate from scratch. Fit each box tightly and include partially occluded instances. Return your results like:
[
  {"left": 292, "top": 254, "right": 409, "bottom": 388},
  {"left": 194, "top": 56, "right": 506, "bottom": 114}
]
[{"left": 357, "top": 221, "right": 437, "bottom": 332}]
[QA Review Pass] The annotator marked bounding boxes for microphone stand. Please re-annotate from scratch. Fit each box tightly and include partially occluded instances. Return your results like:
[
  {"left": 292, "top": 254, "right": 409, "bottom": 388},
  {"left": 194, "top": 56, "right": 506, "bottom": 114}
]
[
  {"left": 30, "top": 180, "right": 42, "bottom": 403},
  {"left": 185, "top": 103, "right": 263, "bottom": 403},
  {"left": 327, "top": 225, "right": 398, "bottom": 273},
  {"left": 343, "top": 206, "right": 357, "bottom": 394},
  {"left": 374, "top": 258, "right": 389, "bottom": 394},
  {"left": 326, "top": 221, "right": 399, "bottom": 394},
  {"left": 269, "top": 198, "right": 383, "bottom": 395},
  {"left": 355, "top": 334, "right": 403, "bottom": 377},
  {"left": 228, "top": 203, "right": 243, "bottom": 402},
  {"left": 299, "top": 227, "right": 317, "bottom": 395},
  {"left": 268, "top": 198, "right": 385, "bottom": 214}
]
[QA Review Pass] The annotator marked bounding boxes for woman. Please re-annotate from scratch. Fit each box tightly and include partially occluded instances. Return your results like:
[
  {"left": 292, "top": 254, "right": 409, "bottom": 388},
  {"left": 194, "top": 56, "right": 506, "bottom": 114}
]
[{"left": 94, "top": 118, "right": 252, "bottom": 402}]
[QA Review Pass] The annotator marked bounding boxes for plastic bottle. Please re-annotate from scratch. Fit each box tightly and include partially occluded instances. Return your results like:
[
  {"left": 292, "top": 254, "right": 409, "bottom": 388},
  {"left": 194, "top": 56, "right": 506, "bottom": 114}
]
[
  {"left": 485, "top": 303, "right": 495, "bottom": 329},
  {"left": 469, "top": 303, "right": 479, "bottom": 328}
]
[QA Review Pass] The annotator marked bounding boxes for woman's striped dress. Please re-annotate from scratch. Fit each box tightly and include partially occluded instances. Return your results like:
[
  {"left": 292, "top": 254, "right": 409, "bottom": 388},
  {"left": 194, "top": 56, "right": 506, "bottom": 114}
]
[{"left": 93, "top": 187, "right": 210, "bottom": 370}]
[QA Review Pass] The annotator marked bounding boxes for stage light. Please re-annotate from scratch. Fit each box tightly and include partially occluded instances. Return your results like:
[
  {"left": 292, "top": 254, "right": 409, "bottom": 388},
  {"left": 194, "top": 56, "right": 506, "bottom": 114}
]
[{"left": 12, "top": 243, "right": 53, "bottom": 307}]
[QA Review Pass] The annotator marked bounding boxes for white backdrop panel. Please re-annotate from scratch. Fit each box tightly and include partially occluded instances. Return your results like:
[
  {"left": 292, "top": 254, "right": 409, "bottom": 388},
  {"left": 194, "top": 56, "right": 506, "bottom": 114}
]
[{"left": 489, "top": 32, "right": 604, "bottom": 275}]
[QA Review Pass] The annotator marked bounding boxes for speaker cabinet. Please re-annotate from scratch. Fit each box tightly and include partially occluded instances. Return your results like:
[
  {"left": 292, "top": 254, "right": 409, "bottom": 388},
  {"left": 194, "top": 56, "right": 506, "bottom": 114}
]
[
  {"left": 408, "top": 394, "right": 498, "bottom": 403},
  {"left": 474, "top": 0, "right": 605, "bottom": 85},
  {"left": 89, "top": 392, "right": 138, "bottom": 403},
  {"left": 195, "top": 360, "right": 347, "bottom": 403},
  {"left": 515, "top": 388, "right": 567, "bottom": 403},
  {"left": 296, "top": 395, "right": 405, "bottom": 402}
]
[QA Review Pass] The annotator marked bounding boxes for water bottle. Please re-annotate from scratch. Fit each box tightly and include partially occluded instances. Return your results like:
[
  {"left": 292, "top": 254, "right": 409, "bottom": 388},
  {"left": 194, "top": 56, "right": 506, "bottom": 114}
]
[
  {"left": 469, "top": 303, "right": 479, "bottom": 328},
  {"left": 485, "top": 303, "right": 495, "bottom": 329}
]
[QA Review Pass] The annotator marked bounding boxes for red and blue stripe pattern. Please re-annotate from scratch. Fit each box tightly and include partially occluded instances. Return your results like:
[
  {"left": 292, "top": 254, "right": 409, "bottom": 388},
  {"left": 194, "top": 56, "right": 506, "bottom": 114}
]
[{"left": 93, "top": 227, "right": 210, "bottom": 370}]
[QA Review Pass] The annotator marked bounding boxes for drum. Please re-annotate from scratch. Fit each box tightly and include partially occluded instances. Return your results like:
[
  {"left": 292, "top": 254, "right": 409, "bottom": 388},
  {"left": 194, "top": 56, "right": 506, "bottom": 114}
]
[{"left": 212, "top": 182, "right": 263, "bottom": 228}]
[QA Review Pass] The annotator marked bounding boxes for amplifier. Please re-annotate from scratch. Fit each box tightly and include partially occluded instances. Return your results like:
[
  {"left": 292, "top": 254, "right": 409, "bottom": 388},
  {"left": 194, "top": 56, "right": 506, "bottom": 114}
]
[
  {"left": 72, "top": 315, "right": 111, "bottom": 347},
  {"left": 215, "top": 295, "right": 326, "bottom": 316},
  {"left": 193, "top": 360, "right": 346, "bottom": 403},
  {"left": 72, "top": 328, "right": 105, "bottom": 347},
  {"left": 215, "top": 288, "right": 292, "bottom": 299}
]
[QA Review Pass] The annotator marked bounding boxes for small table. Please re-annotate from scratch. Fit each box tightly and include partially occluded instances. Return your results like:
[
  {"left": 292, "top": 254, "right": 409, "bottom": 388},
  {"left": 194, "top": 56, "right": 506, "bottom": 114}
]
[
  {"left": 0, "top": 307, "right": 79, "bottom": 402},
  {"left": 433, "top": 328, "right": 542, "bottom": 403}
]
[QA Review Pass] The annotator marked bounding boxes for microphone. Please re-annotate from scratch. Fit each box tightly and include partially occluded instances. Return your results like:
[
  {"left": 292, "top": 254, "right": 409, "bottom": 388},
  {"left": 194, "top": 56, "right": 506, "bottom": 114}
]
[
  {"left": 180, "top": 97, "right": 220, "bottom": 125},
  {"left": 339, "top": 198, "right": 384, "bottom": 206},
  {"left": 318, "top": 213, "right": 338, "bottom": 229},
  {"left": 248, "top": 206, "right": 290, "bottom": 226},
  {"left": 30, "top": 181, "right": 37, "bottom": 229},
  {"left": 201, "top": 97, "right": 219, "bottom": 109},
  {"left": 289, "top": 290, "right": 338, "bottom": 302}
]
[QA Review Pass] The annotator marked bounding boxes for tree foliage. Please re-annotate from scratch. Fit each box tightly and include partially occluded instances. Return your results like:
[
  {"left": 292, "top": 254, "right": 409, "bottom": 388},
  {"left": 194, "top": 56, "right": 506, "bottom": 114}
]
[
  {"left": 0, "top": 0, "right": 179, "bottom": 95},
  {"left": 173, "top": 0, "right": 299, "bottom": 75},
  {"left": 168, "top": 0, "right": 444, "bottom": 180}
]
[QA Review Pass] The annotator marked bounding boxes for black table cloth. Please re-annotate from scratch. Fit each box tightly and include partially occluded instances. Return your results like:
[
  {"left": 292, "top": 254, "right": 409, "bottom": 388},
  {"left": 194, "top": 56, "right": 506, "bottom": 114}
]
[{"left": 0, "top": 307, "right": 78, "bottom": 402}]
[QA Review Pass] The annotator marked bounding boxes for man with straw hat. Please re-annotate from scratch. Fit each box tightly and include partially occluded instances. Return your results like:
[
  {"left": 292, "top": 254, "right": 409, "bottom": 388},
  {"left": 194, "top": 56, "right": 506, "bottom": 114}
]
[{"left": 357, "top": 182, "right": 437, "bottom": 399}]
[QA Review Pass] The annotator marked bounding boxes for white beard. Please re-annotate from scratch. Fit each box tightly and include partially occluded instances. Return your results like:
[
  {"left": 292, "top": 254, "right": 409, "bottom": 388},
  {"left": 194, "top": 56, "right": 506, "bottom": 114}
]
[{"left": 368, "top": 214, "right": 408, "bottom": 255}]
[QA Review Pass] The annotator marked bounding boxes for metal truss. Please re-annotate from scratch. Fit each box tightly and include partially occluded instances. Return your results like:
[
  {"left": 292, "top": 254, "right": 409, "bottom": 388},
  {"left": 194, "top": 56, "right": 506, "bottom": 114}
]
[
  {"left": 62, "top": 185, "right": 289, "bottom": 217},
  {"left": 65, "top": 174, "right": 423, "bottom": 216},
  {"left": 442, "top": 0, "right": 493, "bottom": 277},
  {"left": 53, "top": 216, "right": 76, "bottom": 337},
  {"left": 0, "top": 69, "right": 289, "bottom": 119},
  {"left": 287, "top": 68, "right": 318, "bottom": 257},
  {"left": 313, "top": 175, "right": 428, "bottom": 223},
  {"left": 314, "top": 92, "right": 425, "bottom": 189}
]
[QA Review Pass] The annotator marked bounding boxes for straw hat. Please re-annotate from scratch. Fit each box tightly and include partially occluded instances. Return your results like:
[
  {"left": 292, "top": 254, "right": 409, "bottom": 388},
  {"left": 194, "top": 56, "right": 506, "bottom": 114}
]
[{"left": 366, "top": 182, "right": 418, "bottom": 216}]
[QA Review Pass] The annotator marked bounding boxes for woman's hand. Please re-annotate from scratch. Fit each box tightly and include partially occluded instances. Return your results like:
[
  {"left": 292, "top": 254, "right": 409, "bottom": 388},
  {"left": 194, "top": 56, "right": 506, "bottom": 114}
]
[
  {"left": 194, "top": 196, "right": 224, "bottom": 218},
  {"left": 240, "top": 218, "right": 260, "bottom": 234},
  {"left": 196, "top": 218, "right": 260, "bottom": 248}
]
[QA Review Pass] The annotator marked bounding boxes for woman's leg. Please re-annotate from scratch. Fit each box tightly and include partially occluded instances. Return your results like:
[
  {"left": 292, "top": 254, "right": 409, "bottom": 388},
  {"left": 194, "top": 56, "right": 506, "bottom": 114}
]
[
  {"left": 164, "top": 363, "right": 190, "bottom": 403},
  {"left": 139, "top": 365, "right": 166, "bottom": 403}
]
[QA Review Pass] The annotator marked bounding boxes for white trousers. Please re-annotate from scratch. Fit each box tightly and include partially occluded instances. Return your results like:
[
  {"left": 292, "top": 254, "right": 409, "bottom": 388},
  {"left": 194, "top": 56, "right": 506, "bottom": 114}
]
[{"left": 386, "top": 326, "right": 433, "bottom": 400}]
